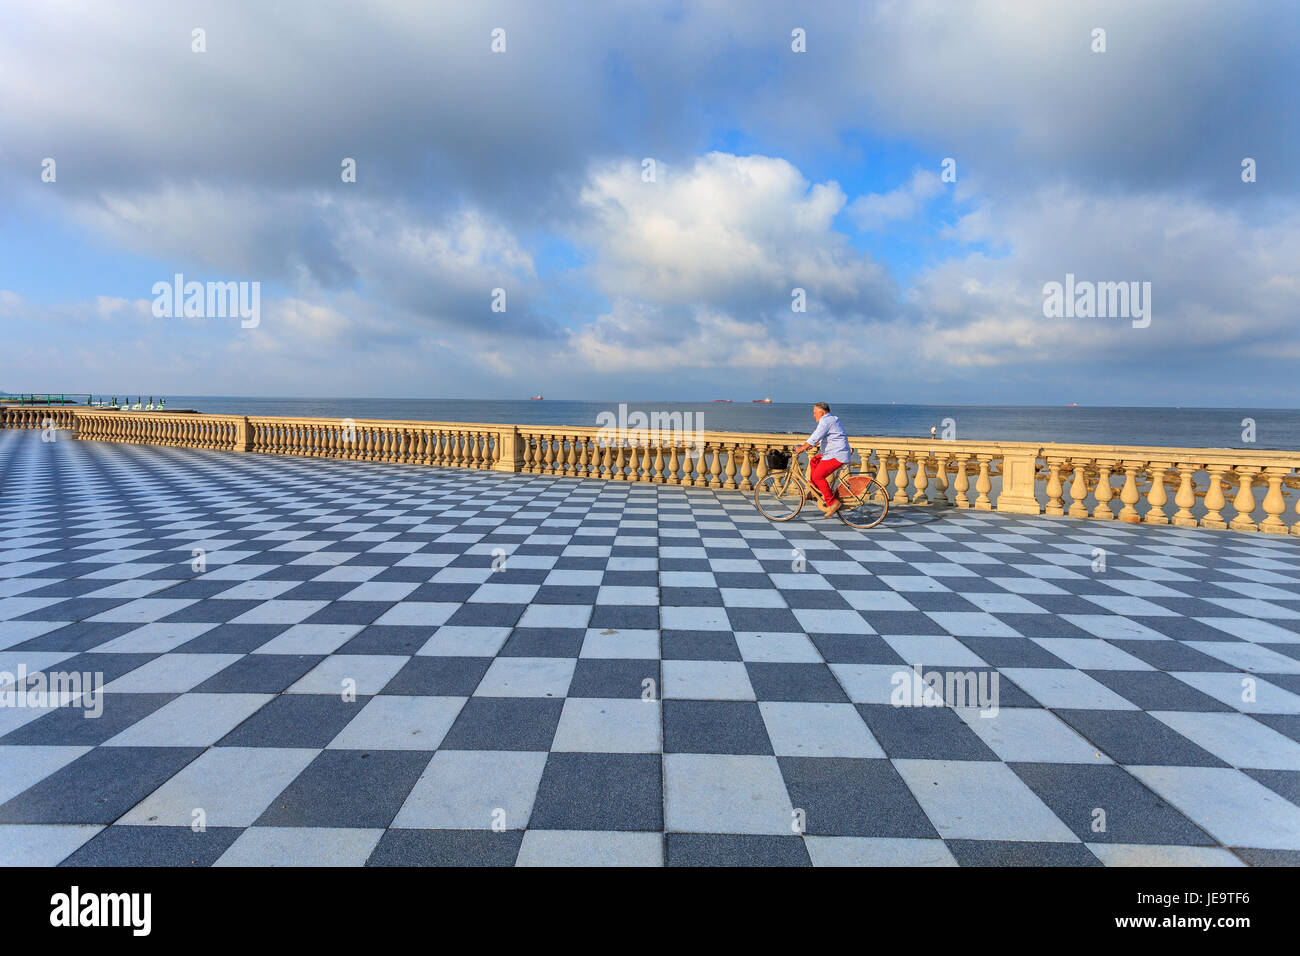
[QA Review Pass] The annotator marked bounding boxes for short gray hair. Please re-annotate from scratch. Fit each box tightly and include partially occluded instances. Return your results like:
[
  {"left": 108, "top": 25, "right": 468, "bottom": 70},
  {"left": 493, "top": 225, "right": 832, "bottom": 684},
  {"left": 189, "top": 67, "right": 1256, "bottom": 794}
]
[{"left": 814, "top": 402, "right": 831, "bottom": 414}]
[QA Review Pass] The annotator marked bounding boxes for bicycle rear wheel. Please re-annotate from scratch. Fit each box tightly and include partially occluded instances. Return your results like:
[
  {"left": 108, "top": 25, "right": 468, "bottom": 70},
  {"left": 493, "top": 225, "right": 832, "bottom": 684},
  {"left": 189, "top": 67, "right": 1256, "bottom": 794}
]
[
  {"left": 836, "top": 475, "right": 889, "bottom": 529},
  {"left": 754, "top": 471, "right": 803, "bottom": 521}
]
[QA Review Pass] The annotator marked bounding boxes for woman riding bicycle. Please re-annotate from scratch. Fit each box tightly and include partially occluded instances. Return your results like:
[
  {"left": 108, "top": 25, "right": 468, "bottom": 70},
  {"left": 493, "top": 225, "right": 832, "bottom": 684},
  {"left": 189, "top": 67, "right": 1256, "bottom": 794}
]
[{"left": 791, "top": 402, "right": 849, "bottom": 518}]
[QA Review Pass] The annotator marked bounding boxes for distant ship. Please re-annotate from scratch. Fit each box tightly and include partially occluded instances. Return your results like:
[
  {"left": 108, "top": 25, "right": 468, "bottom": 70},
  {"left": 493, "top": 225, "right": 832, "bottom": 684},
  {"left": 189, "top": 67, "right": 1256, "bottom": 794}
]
[
  {"left": 529, "top": 395, "right": 543, "bottom": 401},
  {"left": 752, "top": 397, "right": 772, "bottom": 404},
  {"left": 712, "top": 399, "right": 732, "bottom": 403},
  {"left": 1067, "top": 403, "right": 1079, "bottom": 407}
]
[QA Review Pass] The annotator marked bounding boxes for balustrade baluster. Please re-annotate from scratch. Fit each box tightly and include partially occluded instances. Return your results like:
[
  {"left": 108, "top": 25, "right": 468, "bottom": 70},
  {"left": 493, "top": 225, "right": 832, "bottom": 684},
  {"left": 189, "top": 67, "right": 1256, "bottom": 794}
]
[
  {"left": 1229, "top": 467, "right": 1259, "bottom": 532},
  {"left": 891, "top": 452, "right": 910, "bottom": 505},
  {"left": 1068, "top": 460, "right": 1091, "bottom": 518},
  {"left": 1202, "top": 466, "right": 1228, "bottom": 529},
  {"left": 1045, "top": 458, "right": 1065, "bottom": 516},
  {"left": 911, "top": 454, "right": 931, "bottom": 505},
  {"left": 1144, "top": 462, "right": 1171, "bottom": 524},
  {"left": 932, "top": 454, "right": 951, "bottom": 506},
  {"left": 1117, "top": 463, "right": 1142, "bottom": 523},
  {"left": 974, "top": 455, "right": 993, "bottom": 510},
  {"left": 1092, "top": 461, "right": 1115, "bottom": 519},
  {"left": 952, "top": 454, "right": 971, "bottom": 508},
  {"left": 1259, "top": 467, "right": 1290, "bottom": 534},
  {"left": 738, "top": 445, "right": 754, "bottom": 491}
]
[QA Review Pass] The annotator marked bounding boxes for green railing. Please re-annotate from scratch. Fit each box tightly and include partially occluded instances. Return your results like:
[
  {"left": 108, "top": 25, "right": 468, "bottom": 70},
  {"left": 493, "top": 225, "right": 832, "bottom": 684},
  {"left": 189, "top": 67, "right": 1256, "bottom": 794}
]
[{"left": 0, "top": 393, "right": 92, "bottom": 406}]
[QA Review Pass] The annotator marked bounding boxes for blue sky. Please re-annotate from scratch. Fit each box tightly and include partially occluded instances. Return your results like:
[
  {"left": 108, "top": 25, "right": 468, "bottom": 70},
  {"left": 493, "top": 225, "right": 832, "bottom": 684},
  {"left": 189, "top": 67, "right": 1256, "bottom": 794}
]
[{"left": 1, "top": 0, "right": 1297, "bottom": 406}]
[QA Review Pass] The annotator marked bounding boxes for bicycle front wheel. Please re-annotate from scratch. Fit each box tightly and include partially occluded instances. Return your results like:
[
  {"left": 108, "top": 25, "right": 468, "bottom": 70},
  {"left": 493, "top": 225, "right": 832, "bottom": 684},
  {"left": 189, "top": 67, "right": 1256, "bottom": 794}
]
[
  {"left": 836, "top": 475, "right": 889, "bottom": 530},
  {"left": 755, "top": 472, "right": 803, "bottom": 521}
]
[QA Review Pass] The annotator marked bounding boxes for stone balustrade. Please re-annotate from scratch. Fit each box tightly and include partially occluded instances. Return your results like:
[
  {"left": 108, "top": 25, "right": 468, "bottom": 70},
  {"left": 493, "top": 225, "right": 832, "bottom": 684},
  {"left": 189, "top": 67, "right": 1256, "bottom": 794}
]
[
  {"left": 245, "top": 417, "right": 503, "bottom": 469},
  {"left": 0, "top": 406, "right": 79, "bottom": 430},
  {"left": 70, "top": 409, "right": 245, "bottom": 450},
  {"left": 516, "top": 427, "right": 781, "bottom": 489},
  {"left": 6, "top": 409, "right": 1299, "bottom": 535}
]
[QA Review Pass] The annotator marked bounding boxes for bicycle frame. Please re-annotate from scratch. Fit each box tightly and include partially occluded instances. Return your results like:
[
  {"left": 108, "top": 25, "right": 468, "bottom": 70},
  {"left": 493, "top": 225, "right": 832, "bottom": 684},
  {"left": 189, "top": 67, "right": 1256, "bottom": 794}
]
[
  {"left": 753, "top": 442, "right": 889, "bottom": 529},
  {"left": 768, "top": 445, "right": 849, "bottom": 503}
]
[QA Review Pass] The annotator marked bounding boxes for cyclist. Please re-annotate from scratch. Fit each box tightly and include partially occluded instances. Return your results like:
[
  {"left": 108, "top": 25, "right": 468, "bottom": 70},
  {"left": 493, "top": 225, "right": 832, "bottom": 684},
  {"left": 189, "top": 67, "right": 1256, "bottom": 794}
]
[{"left": 791, "top": 402, "right": 850, "bottom": 518}]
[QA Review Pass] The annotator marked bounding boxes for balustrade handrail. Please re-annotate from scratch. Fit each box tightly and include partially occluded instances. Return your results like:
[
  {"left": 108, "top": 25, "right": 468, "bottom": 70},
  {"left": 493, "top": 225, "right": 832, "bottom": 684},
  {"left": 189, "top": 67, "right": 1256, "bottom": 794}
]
[
  {"left": 8, "top": 407, "right": 1297, "bottom": 458},
  {"left": 5, "top": 408, "right": 1299, "bottom": 535}
]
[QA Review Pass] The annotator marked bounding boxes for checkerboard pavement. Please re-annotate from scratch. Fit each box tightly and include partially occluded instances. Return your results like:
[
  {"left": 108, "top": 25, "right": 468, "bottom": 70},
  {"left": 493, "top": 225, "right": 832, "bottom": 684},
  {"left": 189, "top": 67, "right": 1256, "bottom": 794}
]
[{"left": 1, "top": 428, "right": 1299, "bottom": 866}]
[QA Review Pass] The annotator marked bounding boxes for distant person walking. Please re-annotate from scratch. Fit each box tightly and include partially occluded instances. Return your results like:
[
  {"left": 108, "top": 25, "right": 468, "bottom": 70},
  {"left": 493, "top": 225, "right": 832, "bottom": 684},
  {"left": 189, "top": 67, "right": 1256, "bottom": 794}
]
[
  {"left": 792, "top": 402, "right": 850, "bottom": 518},
  {"left": 930, "top": 424, "right": 937, "bottom": 439}
]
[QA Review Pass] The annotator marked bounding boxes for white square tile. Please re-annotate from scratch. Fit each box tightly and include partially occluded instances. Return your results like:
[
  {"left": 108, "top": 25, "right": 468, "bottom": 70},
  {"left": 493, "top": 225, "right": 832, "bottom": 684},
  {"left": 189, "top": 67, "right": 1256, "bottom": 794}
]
[
  {"left": 735, "top": 632, "right": 822, "bottom": 663},
  {"left": 327, "top": 695, "right": 465, "bottom": 749},
  {"left": 580, "top": 628, "right": 660, "bottom": 659},
  {"left": 286, "top": 655, "right": 409, "bottom": 695},
  {"left": 551, "top": 698, "right": 661, "bottom": 752},
  {"left": 893, "top": 759, "right": 1077, "bottom": 842},
  {"left": 392, "top": 750, "right": 548, "bottom": 829},
  {"left": 664, "top": 754, "right": 794, "bottom": 834},
  {"left": 662, "top": 660, "right": 755, "bottom": 700},
  {"left": 416, "top": 626, "right": 511, "bottom": 656},
  {"left": 475, "top": 657, "right": 575, "bottom": 698},
  {"left": 759, "top": 701, "right": 883, "bottom": 757},
  {"left": 253, "top": 624, "right": 363, "bottom": 654}
]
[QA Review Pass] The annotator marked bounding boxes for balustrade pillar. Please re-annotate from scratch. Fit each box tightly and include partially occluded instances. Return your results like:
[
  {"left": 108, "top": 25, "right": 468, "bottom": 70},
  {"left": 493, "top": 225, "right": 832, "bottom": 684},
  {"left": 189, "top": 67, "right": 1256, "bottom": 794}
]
[
  {"left": 890, "top": 453, "right": 910, "bottom": 505},
  {"left": 1067, "top": 460, "right": 1090, "bottom": 518},
  {"left": 1143, "top": 461, "right": 1172, "bottom": 525},
  {"left": 911, "top": 454, "right": 932, "bottom": 505},
  {"left": 1117, "top": 462, "right": 1142, "bottom": 523},
  {"left": 932, "top": 454, "right": 951, "bottom": 506},
  {"left": 1045, "top": 458, "right": 1065, "bottom": 516},
  {"left": 1170, "top": 464, "right": 1199, "bottom": 527},
  {"left": 493, "top": 427, "right": 521, "bottom": 472},
  {"left": 1229, "top": 467, "right": 1260, "bottom": 532},
  {"left": 1202, "top": 466, "right": 1228, "bottom": 529},
  {"left": 1259, "top": 468, "right": 1290, "bottom": 534},
  {"left": 1091, "top": 462, "right": 1115, "bottom": 519},
  {"left": 996, "top": 451, "right": 1041, "bottom": 515},
  {"left": 953, "top": 455, "right": 971, "bottom": 508},
  {"left": 974, "top": 455, "right": 993, "bottom": 511}
]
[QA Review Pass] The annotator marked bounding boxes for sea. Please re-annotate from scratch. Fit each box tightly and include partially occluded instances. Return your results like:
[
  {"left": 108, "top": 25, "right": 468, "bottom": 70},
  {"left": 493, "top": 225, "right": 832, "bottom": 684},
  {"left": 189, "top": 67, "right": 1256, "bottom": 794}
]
[{"left": 152, "top": 397, "right": 1300, "bottom": 452}]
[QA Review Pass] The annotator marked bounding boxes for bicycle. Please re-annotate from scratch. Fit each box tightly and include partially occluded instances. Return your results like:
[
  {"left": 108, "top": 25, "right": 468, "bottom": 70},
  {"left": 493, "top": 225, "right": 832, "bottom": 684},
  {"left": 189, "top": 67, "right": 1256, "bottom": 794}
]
[{"left": 753, "top": 444, "right": 889, "bottom": 529}]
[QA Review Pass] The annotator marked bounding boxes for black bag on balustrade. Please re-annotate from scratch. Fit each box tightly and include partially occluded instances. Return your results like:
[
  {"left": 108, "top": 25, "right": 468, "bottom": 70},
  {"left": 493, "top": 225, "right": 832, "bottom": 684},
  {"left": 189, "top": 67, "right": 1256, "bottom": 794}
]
[{"left": 766, "top": 449, "right": 791, "bottom": 471}]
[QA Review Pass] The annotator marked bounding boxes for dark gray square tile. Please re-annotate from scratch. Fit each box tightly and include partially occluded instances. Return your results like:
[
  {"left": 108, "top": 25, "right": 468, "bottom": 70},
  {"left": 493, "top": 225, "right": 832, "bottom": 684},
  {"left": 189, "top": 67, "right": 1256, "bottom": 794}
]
[
  {"left": 59, "top": 824, "right": 243, "bottom": 866},
  {"left": 216, "top": 694, "right": 367, "bottom": 748},
  {"left": 381, "top": 656, "right": 490, "bottom": 696},
  {"left": 666, "top": 833, "right": 810, "bottom": 866},
  {"left": 366, "top": 828, "right": 522, "bottom": 866},
  {"left": 0, "top": 746, "right": 203, "bottom": 823},
  {"left": 855, "top": 704, "right": 999, "bottom": 760},
  {"left": 745, "top": 663, "right": 848, "bottom": 702},
  {"left": 1010, "top": 762, "right": 1216, "bottom": 845},
  {"left": 663, "top": 700, "right": 772, "bottom": 755},
  {"left": 254, "top": 749, "right": 429, "bottom": 828},
  {"left": 778, "top": 756, "right": 938, "bottom": 838},
  {"left": 1053, "top": 709, "right": 1229, "bottom": 767},
  {"left": 438, "top": 697, "right": 563, "bottom": 751},
  {"left": 529, "top": 752, "right": 663, "bottom": 831}
]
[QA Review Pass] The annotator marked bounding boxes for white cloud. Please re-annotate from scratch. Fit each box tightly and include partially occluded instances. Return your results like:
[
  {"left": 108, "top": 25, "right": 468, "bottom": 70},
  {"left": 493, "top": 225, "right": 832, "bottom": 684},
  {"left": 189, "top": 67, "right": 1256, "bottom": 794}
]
[
  {"left": 575, "top": 152, "right": 896, "bottom": 316},
  {"left": 849, "top": 170, "right": 944, "bottom": 231}
]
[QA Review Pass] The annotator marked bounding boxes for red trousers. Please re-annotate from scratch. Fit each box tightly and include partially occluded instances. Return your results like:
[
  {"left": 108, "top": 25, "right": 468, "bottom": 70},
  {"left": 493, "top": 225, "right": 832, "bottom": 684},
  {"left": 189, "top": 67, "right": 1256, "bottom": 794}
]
[{"left": 808, "top": 454, "right": 844, "bottom": 505}]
